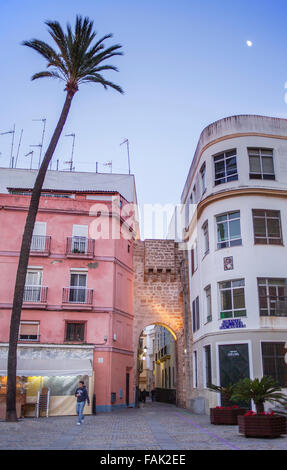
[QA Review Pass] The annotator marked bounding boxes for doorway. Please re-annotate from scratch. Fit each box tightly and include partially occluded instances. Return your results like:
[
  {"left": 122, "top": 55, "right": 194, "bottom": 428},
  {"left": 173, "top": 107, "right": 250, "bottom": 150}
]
[{"left": 219, "top": 343, "right": 250, "bottom": 406}]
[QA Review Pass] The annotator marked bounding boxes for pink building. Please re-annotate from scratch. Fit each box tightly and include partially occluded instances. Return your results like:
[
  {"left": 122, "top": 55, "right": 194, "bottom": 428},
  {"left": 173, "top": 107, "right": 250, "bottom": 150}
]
[{"left": 0, "top": 168, "right": 137, "bottom": 416}]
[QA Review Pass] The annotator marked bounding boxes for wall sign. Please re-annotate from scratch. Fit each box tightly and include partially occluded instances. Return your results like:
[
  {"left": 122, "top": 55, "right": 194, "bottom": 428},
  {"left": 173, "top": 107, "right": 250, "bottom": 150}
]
[
  {"left": 220, "top": 319, "right": 246, "bottom": 329},
  {"left": 224, "top": 256, "right": 234, "bottom": 271}
]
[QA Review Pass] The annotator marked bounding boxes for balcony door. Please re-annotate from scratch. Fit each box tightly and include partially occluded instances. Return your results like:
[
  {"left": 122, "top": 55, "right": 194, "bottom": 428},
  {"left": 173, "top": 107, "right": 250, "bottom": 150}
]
[
  {"left": 69, "top": 272, "right": 87, "bottom": 303},
  {"left": 25, "top": 270, "right": 42, "bottom": 302},
  {"left": 72, "top": 225, "right": 88, "bottom": 254},
  {"left": 31, "top": 222, "right": 46, "bottom": 251}
]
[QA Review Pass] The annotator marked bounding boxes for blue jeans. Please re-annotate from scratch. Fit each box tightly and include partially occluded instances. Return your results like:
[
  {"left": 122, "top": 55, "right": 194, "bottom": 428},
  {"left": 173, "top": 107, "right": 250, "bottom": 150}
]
[{"left": 76, "top": 401, "right": 85, "bottom": 423}]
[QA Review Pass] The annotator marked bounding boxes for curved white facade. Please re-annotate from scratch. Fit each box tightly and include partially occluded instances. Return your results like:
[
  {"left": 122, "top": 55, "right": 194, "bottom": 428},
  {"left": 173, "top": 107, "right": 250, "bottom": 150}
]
[{"left": 182, "top": 115, "right": 287, "bottom": 412}]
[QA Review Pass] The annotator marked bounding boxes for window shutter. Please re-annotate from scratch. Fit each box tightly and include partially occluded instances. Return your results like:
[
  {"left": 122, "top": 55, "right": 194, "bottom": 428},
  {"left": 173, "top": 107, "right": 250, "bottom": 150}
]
[
  {"left": 33, "top": 222, "right": 46, "bottom": 236},
  {"left": 72, "top": 225, "right": 88, "bottom": 237},
  {"left": 20, "top": 323, "right": 39, "bottom": 335}
]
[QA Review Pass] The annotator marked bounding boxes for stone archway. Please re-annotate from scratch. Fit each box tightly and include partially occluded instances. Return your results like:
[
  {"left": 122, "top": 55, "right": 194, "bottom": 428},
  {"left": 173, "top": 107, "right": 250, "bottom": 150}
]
[{"left": 133, "top": 239, "right": 191, "bottom": 408}]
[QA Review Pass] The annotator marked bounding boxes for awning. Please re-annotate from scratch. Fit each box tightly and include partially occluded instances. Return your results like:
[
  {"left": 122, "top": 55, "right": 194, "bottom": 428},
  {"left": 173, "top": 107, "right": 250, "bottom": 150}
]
[{"left": 0, "top": 359, "right": 93, "bottom": 377}]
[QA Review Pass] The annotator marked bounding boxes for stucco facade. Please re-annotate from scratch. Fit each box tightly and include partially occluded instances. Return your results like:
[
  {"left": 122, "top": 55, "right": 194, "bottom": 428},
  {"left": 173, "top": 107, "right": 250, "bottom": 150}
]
[
  {"left": 181, "top": 115, "right": 287, "bottom": 413},
  {"left": 0, "top": 170, "right": 136, "bottom": 414}
]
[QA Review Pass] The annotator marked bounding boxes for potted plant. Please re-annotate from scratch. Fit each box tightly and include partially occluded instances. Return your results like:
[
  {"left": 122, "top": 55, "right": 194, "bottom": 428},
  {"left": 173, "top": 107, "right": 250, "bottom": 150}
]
[
  {"left": 208, "top": 383, "right": 248, "bottom": 425},
  {"left": 231, "top": 376, "right": 287, "bottom": 438}
]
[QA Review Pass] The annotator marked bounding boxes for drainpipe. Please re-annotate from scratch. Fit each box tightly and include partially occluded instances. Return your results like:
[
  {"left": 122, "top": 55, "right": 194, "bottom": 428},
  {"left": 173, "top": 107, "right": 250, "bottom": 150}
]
[{"left": 180, "top": 250, "right": 193, "bottom": 409}]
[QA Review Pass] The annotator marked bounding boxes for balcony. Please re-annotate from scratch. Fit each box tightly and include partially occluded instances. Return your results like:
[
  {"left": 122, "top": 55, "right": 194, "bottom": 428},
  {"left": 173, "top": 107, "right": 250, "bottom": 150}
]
[
  {"left": 30, "top": 235, "right": 51, "bottom": 256},
  {"left": 66, "top": 237, "right": 94, "bottom": 258},
  {"left": 62, "top": 287, "right": 93, "bottom": 309},
  {"left": 22, "top": 286, "right": 48, "bottom": 308}
]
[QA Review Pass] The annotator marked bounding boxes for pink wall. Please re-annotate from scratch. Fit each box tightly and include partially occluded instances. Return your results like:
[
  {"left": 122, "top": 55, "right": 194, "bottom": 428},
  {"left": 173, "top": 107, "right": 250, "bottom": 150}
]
[{"left": 0, "top": 192, "right": 135, "bottom": 410}]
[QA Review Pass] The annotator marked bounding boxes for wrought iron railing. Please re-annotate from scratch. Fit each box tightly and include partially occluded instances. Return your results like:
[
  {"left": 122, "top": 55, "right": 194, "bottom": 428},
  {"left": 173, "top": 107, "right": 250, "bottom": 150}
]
[
  {"left": 62, "top": 287, "right": 93, "bottom": 305},
  {"left": 66, "top": 237, "right": 94, "bottom": 256},
  {"left": 30, "top": 235, "right": 51, "bottom": 254},
  {"left": 23, "top": 286, "right": 48, "bottom": 303}
]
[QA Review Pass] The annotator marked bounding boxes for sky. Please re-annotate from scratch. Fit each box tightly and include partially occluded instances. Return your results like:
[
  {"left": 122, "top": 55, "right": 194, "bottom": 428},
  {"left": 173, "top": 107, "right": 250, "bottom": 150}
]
[{"left": 1, "top": 0, "right": 287, "bottom": 238}]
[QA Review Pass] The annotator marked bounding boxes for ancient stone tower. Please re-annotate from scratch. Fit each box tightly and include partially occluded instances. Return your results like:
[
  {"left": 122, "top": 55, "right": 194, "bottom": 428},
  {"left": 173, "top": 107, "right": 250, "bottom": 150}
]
[{"left": 133, "top": 239, "right": 192, "bottom": 408}]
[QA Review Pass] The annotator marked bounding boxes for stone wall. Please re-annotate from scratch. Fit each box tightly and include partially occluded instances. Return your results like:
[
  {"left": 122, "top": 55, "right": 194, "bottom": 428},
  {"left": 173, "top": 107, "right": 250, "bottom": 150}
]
[{"left": 133, "top": 239, "right": 192, "bottom": 408}]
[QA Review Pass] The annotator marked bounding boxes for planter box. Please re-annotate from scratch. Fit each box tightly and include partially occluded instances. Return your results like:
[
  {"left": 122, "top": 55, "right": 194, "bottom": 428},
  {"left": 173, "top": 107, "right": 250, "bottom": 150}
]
[
  {"left": 210, "top": 407, "right": 248, "bottom": 425},
  {"left": 238, "top": 414, "right": 286, "bottom": 438}
]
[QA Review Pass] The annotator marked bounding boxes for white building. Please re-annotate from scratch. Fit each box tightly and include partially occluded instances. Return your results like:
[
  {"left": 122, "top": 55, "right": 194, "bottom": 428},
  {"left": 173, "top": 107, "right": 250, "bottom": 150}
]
[{"left": 181, "top": 115, "right": 287, "bottom": 413}]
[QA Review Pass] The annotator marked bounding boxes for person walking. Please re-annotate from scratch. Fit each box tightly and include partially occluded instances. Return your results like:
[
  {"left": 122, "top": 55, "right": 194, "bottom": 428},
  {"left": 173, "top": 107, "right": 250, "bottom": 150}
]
[
  {"left": 75, "top": 380, "right": 90, "bottom": 425},
  {"left": 142, "top": 388, "right": 147, "bottom": 404}
]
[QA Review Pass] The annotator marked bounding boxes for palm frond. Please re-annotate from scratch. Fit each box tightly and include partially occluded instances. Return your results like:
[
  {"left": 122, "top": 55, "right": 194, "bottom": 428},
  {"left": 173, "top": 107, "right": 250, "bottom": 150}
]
[
  {"left": 23, "top": 15, "right": 123, "bottom": 95},
  {"left": 31, "top": 71, "right": 64, "bottom": 81},
  {"left": 80, "top": 75, "right": 124, "bottom": 94}
]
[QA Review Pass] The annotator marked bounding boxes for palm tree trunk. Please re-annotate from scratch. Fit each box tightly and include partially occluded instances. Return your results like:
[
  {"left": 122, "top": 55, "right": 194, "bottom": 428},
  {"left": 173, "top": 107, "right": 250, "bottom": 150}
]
[
  {"left": 255, "top": 401, "right": 265, "bottom": 414},
  {"left": 6, "top": 91, "right": 75, "bottom": 422}
]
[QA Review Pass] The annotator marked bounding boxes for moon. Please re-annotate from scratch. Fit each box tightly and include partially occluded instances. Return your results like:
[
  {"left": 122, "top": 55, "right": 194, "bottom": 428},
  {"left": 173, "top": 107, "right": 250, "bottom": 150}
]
[{"left": 246, "top": 40, "right": 253, "bottom": 47}]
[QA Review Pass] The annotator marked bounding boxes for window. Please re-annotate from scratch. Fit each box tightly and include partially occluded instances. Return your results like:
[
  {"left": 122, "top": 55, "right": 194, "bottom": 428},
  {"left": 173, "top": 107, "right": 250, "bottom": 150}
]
[
  {"left": 261, "top": 342, "right": 287, "bottom": 387},
  {"left": 202, "top": 221, "right": 209, "bottom": 256},
  {"left": 185, "top": 194, "right": 193, "bottom": 228},
  {"left": 258, "top": 278, "right": 287, "bottom": 317},
  {"left": 65, "top": 322, "right": 85, "bottom": 342},
  {"left": 204, "top": 345, "right": 212, "bottom": 388},
  {"left": 216, "top": 211, "right": 242, "bottom": 249},
  {"left": 31, "top": 222, "right": 47, "bottom": 251},
  {"left": 200, "top": 163, "right": 206, "bottom": 195},
  {"left": 219, "top": 279, "right": 246, "bottom": 319},
  {"left": 205, "top": 285, "right": 212, "bottom": 322},
  {"left": 24, "top": 269, "right": 43, "bottom": 302},
  {"left": 69, "top": 272, "right": 87, "bottom": 303},
  {"left": 248, "top": 148, "right": 275, "bottom": 180},
  {"left": 193, "top": 184, "right": 197, "bottom": 205},
  {"left": 191, "top": 241, "right": 198, "bottom": 274},
  {"left": 19, "top": 322, "right": 39, "bottom": 341},
  {"left": 72, "top": 225, "right": 89, "bottom": 253},
  {"left": 192, "top": 296, "right": 200, "bottom": 332},
  {"left": 253, "top": 210, "right": 283, "bottom": 245},
  {"left": 214, "top": 149, "right": 238, "bottom": 185},
  {"left": 193, "top": 351, "right": 198, "bottom": 388}
]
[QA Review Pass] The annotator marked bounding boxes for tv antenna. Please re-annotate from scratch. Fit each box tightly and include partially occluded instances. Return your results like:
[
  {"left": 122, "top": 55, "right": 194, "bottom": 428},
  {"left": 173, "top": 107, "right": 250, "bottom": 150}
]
[
  {"left": 25, "top": 150, "right": 34, "bottom": 170},
  {"left": 0, "top": 124, "right": 16, "bottom": 168},
  {"left": 120, "top": 138, "right": 131, "bottom": 174},
  {"left": 65, "top": 133, "right": 75, "bottom": 171},
  {"left": 32, "top": 118, "right": 47, "bottom": 168},
  {"left": 103, "top": 161, "right": 112, "bottom": 173},
  {"left": 14, "top": 129, "right": 24, "bottom": 168}
]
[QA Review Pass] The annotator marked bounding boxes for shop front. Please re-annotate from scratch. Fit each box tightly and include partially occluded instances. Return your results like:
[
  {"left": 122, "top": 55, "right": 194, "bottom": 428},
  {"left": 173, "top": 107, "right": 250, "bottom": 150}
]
[{"left": 0, "top": 355, "right": 94, "bottom": 418}]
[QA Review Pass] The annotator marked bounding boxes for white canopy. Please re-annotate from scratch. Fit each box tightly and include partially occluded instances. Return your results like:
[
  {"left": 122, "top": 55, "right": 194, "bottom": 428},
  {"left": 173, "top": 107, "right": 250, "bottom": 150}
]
[{"left": 0, "top": 359, "right": 93, "bottom": 377}]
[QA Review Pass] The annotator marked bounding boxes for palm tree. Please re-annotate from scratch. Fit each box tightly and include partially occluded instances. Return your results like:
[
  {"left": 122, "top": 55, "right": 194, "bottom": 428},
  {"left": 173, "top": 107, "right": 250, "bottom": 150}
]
[
  {"left": 231, "top": 376, "right": 287, "bottom": 413},
  {"left": 207, "top": 383, "right": 236, "bottom": 406},
  {"left": 6, "top": 15, "right": 123, "bottom": 422}
]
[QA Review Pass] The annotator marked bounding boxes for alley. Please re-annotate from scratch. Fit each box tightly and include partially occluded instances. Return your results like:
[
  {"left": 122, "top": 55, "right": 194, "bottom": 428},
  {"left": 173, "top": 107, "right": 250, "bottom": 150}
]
[{"left": 0, "top": 401, "right": 286, "bottom": 450}]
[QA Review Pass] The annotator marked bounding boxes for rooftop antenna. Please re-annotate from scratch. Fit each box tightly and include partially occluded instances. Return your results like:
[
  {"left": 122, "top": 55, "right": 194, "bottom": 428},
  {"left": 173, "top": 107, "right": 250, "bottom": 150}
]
[
  {"left": 103, "top": 161, "right": 112, "bottom": 173},
  {"left": 65, "top": 133, "right": 75, "bottom": 171},
  {"left": 0, "top": 124, "right": 16, "bottom": 168},
  {"left": 120, "top": 138, "right": 131, "bottom": 174},
  {"left": 25, "top": 150, "right": 34, "bottom": 170},
  {"left": 32, "top": 118, "right": 47, "bottom": 168},
  {"left": 15, "top": 129, "right": 24, "bottom": 168}
]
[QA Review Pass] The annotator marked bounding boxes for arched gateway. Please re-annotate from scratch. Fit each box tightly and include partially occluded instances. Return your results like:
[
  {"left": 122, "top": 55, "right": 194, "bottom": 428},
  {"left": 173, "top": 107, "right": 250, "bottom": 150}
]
[{"left": 133, "top": 239, "right": 192, "bottom": 408}]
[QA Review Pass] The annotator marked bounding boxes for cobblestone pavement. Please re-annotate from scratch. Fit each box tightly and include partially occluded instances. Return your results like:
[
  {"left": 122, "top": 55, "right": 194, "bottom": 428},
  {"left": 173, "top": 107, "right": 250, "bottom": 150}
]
[{"left": 0, "top": 401, "right": 286, "bottom": 450}]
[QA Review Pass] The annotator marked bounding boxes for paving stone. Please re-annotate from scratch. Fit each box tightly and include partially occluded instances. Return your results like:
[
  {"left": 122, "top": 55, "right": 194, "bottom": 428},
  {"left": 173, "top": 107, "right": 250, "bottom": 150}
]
[{"left": 0, "top": 401, "right": 286, "bottom": 450}]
